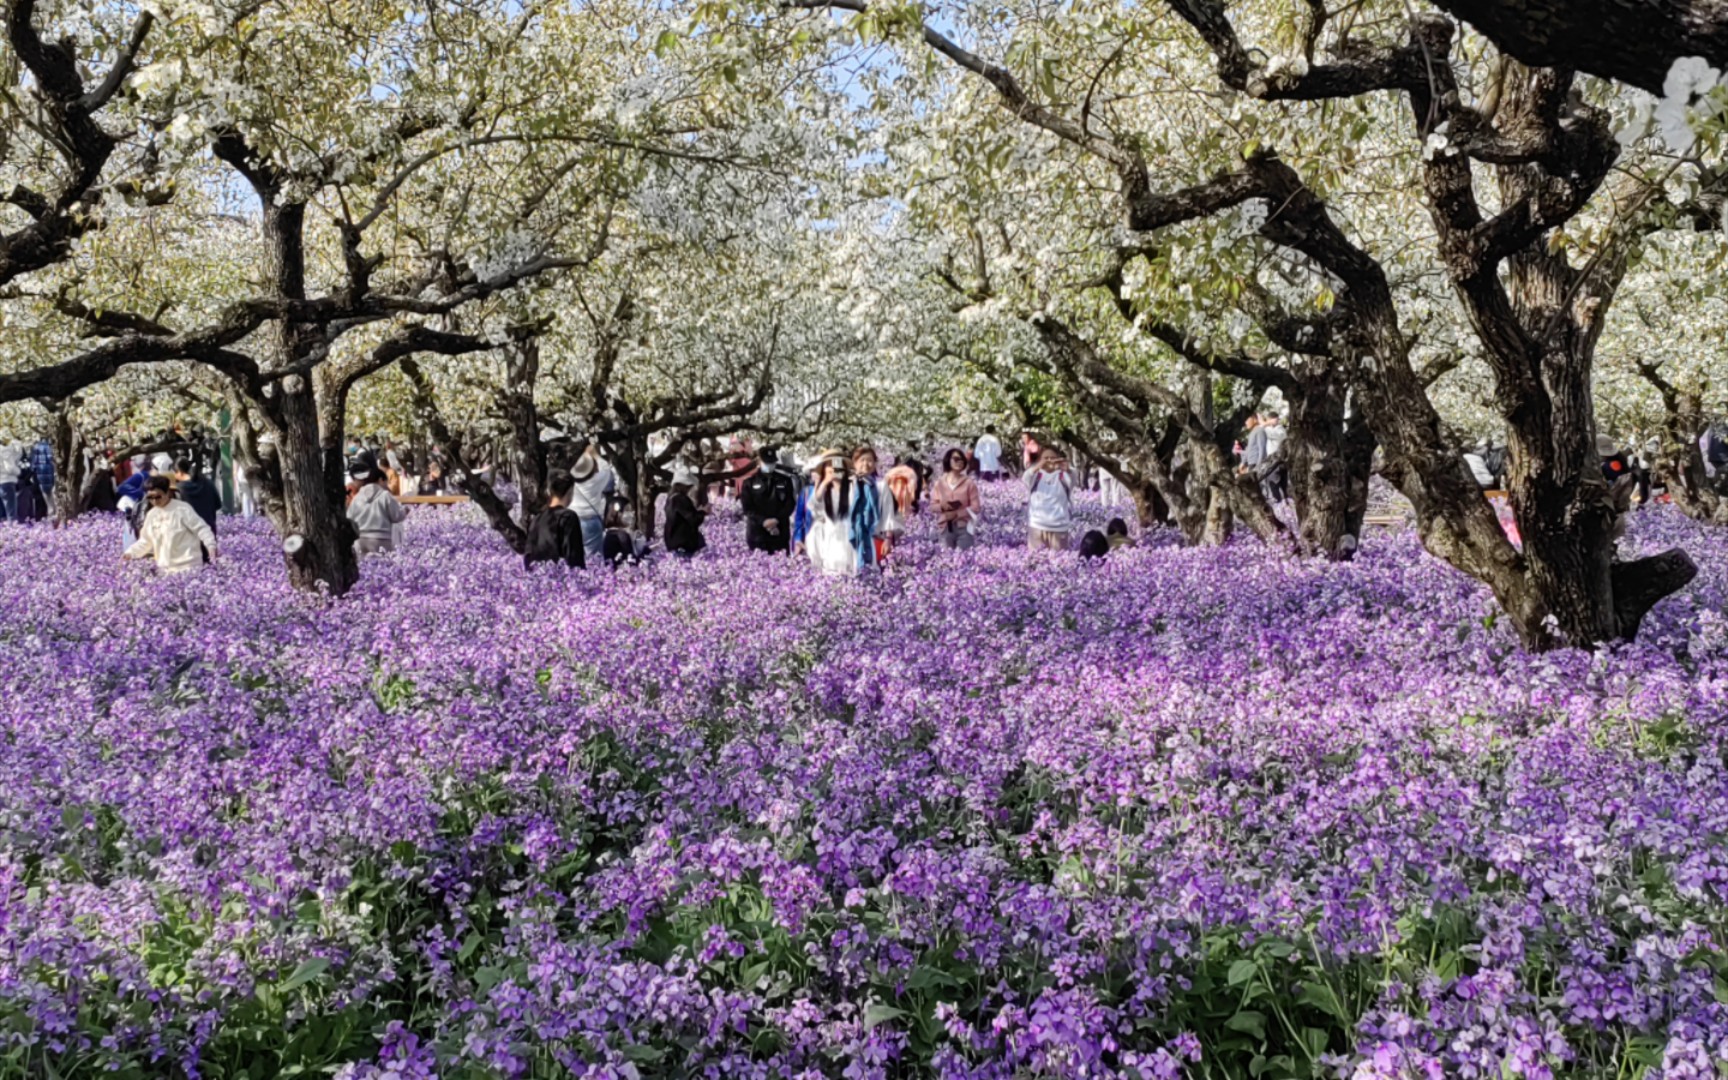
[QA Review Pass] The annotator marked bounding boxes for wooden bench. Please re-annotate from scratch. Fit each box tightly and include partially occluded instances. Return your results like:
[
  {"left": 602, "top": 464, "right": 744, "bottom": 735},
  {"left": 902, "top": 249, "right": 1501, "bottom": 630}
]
[{"left": 400, "top": 495, "right": 470, "bottom": 506}]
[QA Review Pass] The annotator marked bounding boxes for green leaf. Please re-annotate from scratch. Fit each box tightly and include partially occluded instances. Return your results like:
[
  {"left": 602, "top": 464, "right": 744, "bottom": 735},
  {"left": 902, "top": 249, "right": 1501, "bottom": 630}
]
[
  {"left": 864, "top": 1003, "right": 907, "bottom": 1030},
  {"left": 277, "top": 957, "right": 329, "bottom": 992},
  {"left": 1227, "top": 958, "right": 1259, "bottom": 986},
  {"left": 61, "top": 804, "right": 83, "bottom": 830},
  {"left": 740, "top": 959, "right": 770, "bottom": 989},
  {"left": 1298, "top": 981, "right": 1347, "bottom": 1020},
  {"left": 459, "top": 933, "right": 483, "bottom": 962},
  {"left": 474, "top": 965, "right": 505, "bottom": 992},
  {"left": 1303, "top": 1026, "right": 1331, "bottom": 1058},
  {"left": 1226, "top": 1010, "right": 1267, "bottom": 1040},
  {"left": 906, "top": 966, "right": 960, "bottom": 990}
]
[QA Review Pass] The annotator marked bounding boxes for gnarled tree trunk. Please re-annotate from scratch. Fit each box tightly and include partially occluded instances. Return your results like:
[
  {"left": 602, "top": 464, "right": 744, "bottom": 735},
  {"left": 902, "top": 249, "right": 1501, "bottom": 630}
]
[
  {"left": 1284, "top": 374, "right": 1369, "bottom": 560},
  {"left": 45, "top": 400, "right": 86, "bottom": 525},
  {"left": 269, "top": 373, "right": 359, "bottom": 594},
  {"left": 1637, "top": 363, "right": 1726, "bottom": 523}
]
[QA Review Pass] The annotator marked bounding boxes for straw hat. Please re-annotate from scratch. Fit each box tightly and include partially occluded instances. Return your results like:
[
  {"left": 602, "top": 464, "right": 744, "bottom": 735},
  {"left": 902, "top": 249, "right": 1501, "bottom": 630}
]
[
  {"left": 570, "top": 455, "right": 598, "bottom": 482},
  {"left": 807, "top": 447, "right": 845, "bottom": 474}
]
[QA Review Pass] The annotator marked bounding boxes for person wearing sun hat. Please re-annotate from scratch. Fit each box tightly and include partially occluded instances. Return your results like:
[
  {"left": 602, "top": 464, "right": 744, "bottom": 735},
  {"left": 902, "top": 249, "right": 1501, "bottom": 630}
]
[
  {"left": 663, "top": 465, "right": 707, "bottom": 556},
  {"left": 567, "top": 442, "right": 614, "bottom": 561},
  {"left": 802, "top": 448, "right": 857, "bottom": 575}
]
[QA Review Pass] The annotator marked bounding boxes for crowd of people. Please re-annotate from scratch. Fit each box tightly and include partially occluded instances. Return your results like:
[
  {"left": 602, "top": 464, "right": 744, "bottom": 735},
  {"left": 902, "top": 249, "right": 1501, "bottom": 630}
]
[
  {"left": 515, "top": 434, "right": 1139, "bottom": 578},
  {"left": 0, "top": 436, "right": 57, "bottom": 523},
  {"left": 13, "top": 407, "right": 1728, "bottom": 581}
]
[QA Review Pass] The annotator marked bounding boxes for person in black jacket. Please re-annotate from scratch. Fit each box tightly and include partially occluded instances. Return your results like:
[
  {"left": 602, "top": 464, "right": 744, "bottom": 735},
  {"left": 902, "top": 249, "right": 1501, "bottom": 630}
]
[
  {"left": 524, "top": 471, "right": 586, "bottom": 569},
  {"left": 664, "top": 467, "right": 706, "bottom": 557},
  {"left": 173, "top": 458, "right": 221, "bottom": 563},
  {"left": 173, "top": 459, "right": 220, "bottom": 530},
  {"left": 739, "top": 446, "right": 797, "bottom": 554},
  {"left": 81, "top": 464, "right": 120, "bottom": 515}
]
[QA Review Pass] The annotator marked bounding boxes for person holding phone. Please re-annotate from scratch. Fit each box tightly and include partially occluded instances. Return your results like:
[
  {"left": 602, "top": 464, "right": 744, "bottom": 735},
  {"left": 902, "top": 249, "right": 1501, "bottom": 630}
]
[{"left": 930, "top": 447, "right": 982, "bottom": 550}]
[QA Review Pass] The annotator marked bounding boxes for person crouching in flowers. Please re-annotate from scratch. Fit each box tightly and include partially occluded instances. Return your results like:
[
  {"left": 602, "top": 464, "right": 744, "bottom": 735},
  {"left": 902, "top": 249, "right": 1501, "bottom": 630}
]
[
  {"left": 123, "top": 476, "right": 217, "bottom": 574},
  {"left": 663, "top": 467, "right": 706, "bottom": 557},
  {"left": 930, "top": 447, "right": 982, "bottom": 550},
  {"left": 803, "top": 448, "right": 857, "bottom": 575},
  {"left": 602, "top": 495, "right": 650, "bottom": 567}
]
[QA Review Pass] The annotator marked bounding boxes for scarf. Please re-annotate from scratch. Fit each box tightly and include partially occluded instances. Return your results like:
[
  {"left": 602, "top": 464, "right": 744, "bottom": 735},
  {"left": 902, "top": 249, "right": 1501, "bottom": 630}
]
[
  {"left": 792, "top": 487, "right": 813, "bottom": 545},
  {"left": 848, "top": 477, "right": 880, "bottom": 568}
]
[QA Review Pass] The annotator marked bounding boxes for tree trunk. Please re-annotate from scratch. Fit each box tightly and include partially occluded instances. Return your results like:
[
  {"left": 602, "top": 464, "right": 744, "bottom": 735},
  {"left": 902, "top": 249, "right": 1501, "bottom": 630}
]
[
  {"left": 1646, "top": 379, "right": 1726, "bottom": 523},
  {"left": 269, "top": 376, "right": 358, "bottom": 594},
  {"left": 47, "top": 401, "right": 86, "bottom": 524},
  {"left": 1285, "top": 376, "right": 1359, "bottom": 559},
  {"left": 502, "top": 335, "right": 547, "bottom": 523},
  {"left": 634, "top": 461, "right": 660, "bottom": 542},
  {"left": 251, "top": 198, "right": 360, "bottom": 595},
  {"left": 1342, "top": 417, "right": 1375, "bottom": 550},
  {"left": 1129, "top": 478, "right": 1171, "bottom": 529}
]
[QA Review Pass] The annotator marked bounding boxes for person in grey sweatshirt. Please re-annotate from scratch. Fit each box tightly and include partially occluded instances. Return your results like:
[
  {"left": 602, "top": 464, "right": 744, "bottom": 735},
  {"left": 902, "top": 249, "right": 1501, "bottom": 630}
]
[{"left": 347, "top": 455, "right": 406, "bottom": 555}]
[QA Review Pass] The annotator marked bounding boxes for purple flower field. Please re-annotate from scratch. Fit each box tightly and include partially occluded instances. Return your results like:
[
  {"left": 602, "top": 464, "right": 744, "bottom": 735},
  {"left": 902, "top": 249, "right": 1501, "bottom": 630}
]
[{"left": 2, "top": 487, "right": 1727, "bottom": 1079}]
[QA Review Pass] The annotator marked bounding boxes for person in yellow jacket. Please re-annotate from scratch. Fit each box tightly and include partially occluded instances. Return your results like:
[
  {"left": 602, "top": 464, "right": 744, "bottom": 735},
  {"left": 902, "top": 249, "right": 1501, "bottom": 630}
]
[{"left": 123, "top": 477, "right": 218, "bottom": 573}]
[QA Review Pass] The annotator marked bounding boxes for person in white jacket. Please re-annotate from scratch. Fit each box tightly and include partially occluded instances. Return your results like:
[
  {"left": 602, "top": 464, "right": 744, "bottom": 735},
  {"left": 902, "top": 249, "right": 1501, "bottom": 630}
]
[
  {"left": 347, "top": 456, "right": 406, "bottom": 555},
  {"left": 1023, "top": 447, "right": 1077, "bottom": 550},
  {"left": 0, "top": 440, "right": 20, "bottom": 522},
  {"left": 123, "top": 477, "right": 217, "bottom": 573}
]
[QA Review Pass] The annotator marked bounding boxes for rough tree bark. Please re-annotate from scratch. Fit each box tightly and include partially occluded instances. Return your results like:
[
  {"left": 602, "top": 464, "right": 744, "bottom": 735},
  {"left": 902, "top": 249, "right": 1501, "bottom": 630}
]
[
  {"left": 44, "top": 399, "right": 85, "bottom": 525},
  {"left": 1034, "top": 315, "right": 1288, "bottom": 547},
  {"left": 1426, "top": 0, "right": 1728, "bottom": 95},
  {"left": 2, "top": 0, "right": 155, "bottom": 287},
  {"left": 1284, "top": 376, "right": 1356, "bottom": 559},
  {"left": 1636, "top": 361, "right": 1726, "bottom": 522},
  {"left": 1147, "top": 3, "right": 1698, "bottom": 646}
]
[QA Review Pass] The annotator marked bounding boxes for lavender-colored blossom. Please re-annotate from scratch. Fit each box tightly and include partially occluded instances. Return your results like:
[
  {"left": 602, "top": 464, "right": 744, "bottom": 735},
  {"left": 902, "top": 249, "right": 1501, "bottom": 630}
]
[{"left": 0, "top": 486, "right": 1725, "bottom": 1077}]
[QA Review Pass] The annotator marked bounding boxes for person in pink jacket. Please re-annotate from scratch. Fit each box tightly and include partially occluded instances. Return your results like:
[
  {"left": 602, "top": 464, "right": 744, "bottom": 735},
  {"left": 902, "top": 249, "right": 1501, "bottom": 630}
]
[{"left": 929, "top": 448, "right": 982, "bottom": 550}]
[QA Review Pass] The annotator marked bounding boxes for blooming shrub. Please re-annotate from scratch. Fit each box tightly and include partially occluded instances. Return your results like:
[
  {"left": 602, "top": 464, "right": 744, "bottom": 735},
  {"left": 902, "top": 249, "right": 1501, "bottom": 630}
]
[{"left": 1, "top": 488, "right": 1726, "bottom": 1079}]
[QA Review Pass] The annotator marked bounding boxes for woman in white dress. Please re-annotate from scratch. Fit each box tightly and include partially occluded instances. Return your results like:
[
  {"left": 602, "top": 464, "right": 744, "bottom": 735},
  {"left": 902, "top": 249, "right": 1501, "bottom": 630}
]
[{"left": 803, "top": 449, "right": 857, "bottom": 576}]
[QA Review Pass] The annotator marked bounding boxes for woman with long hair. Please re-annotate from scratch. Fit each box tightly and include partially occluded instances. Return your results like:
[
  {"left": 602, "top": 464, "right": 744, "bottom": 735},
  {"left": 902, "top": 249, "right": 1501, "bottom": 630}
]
[
  {"left": 804, "top": 449, "right": 857, "bottom": 575},
  {"left": 930, "top": 447, "right": 982, "bottom": 550}
]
